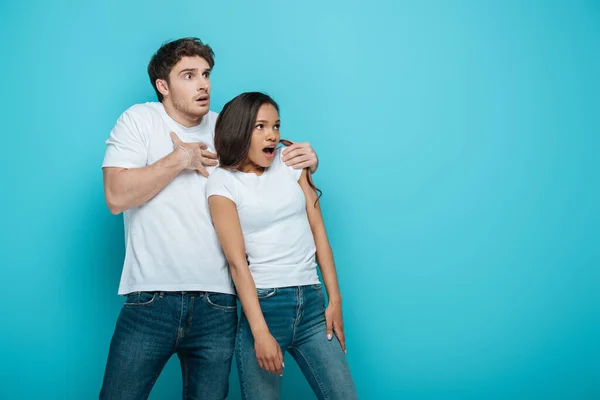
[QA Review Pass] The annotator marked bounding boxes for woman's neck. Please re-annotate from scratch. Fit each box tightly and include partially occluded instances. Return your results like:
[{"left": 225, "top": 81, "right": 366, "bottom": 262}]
[{"left": 239, "top": 159, "right": 266, "bottom": 176}]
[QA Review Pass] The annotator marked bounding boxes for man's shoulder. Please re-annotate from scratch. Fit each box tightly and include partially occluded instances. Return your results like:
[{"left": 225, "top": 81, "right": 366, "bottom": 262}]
[
  {"left": 113, "top": 102, "right": 165, "bottom": 137},
  {"left": 121, "top": 102, "right": 163, "bottom": 121}
]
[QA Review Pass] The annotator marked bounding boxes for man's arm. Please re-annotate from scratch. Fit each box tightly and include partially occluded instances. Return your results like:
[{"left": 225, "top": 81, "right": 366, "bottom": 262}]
[{"left": 103, "top": 132, "right": 217, "bottom": 215}]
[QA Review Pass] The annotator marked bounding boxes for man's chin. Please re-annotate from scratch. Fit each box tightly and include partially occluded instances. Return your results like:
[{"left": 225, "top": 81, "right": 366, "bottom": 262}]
[
  {"left": 195, "top": 103, "right": 210, "bottom": 113},
  {"left": 188, "top": 104, "right": 210, "bottom": 118}
]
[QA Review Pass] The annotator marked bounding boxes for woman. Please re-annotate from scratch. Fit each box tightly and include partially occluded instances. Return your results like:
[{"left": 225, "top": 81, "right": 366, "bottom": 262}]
[{"left": 206, "top": 92, "right": 356, "bottom": 400}]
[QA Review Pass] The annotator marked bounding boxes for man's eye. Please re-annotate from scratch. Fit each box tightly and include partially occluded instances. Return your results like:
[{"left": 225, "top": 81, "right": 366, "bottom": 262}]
[{"left": 184, "top": 73, "right": 192, "bottom": 79}]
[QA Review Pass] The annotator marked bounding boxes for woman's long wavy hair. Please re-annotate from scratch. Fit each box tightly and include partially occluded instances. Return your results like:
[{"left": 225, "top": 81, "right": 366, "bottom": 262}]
[{"left": 214, "top": 92, "right": 322, "bottom": 205}]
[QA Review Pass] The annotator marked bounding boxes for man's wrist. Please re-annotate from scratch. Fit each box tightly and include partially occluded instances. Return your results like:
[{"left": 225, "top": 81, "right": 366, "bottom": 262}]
[
  {"left": 172, "top": 146, "right": 191, "bottom": 168},
  {"left": 310, "top": 158, "right": 319, "bottom": 174}
]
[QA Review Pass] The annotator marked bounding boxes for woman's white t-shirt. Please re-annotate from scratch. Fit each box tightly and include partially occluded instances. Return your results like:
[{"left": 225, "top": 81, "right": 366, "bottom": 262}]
[{"left": 206, "top": 147, "right": 319, "bottom": 289}]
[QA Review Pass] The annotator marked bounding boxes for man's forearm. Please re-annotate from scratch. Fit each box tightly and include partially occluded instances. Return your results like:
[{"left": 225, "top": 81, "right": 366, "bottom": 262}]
[{"left": 103, "top": 149, "right": 188, "bottom": 214}]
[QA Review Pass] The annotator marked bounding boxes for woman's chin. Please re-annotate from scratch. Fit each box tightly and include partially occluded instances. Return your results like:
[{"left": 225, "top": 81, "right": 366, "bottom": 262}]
[{"left": 258, "top": 156, "right": 275, "bottom": 168}]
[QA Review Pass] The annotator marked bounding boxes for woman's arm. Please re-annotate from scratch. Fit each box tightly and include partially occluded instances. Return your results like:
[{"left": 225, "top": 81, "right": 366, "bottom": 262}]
[
  {"left": 298, "top": 169, "right": 347, "bottom": 353},
  {"left": 208, "top": 196, "right": 284, "bottom": 375}
]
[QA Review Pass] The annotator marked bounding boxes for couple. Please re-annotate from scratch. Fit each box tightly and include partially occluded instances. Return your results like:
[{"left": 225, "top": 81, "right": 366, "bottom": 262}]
[{"left": 100, "top": 38, "right": 356, "bottom": 400}]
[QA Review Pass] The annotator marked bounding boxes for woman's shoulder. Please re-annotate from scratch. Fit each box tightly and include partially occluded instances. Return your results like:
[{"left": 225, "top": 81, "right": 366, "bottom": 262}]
[
  {"left": 272, "top": 145, "right": 289, "bottom": 168},
  {"left": 208, "top": 166, "right": 236, "bottom": 184},
  {"left": 272, "top": 145, "right": 302, "bottom": 181}
]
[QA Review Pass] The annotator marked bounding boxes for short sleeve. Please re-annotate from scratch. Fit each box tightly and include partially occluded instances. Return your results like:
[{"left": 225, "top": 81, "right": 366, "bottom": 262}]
[
  {"left": 278, "top": 146, "right": 302, "bottom": 181},
  {"left": 102, "top": 108, "right": 149, "bottom": 169},
  {"left": 206, "top": 168, "right": 236, "bottom": 203}
]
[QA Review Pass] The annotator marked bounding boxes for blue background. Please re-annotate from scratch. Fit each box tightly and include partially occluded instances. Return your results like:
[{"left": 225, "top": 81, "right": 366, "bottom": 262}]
[{"left": 1, "top": 0, "right": 599, "bottom": 398}]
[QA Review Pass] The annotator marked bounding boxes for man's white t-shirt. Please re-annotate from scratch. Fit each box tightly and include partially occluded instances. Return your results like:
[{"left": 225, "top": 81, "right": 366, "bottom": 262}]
[
  {"left": 102, "top": 102, "right": 234, "bottom": 295},
  {"left": 205, "top": 147, "right": 320, "bottom": 289}
]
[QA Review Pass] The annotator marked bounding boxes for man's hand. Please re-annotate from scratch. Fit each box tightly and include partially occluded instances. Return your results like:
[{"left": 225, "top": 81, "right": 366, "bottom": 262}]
[
  {"left": 282, "top": 142, "right": 318, "bottom": 173},
  {"left": 171, "top": 132, "right": 218, "bottom": 177}
]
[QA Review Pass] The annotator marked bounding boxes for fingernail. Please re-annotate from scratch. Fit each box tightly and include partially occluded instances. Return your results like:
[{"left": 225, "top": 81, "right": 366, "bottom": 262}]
[
  {"left": 282, "top": 362, "right": 285, "bottom": 368},
  {"left": 327, "top": 333, "right": 332, "bottom": 340},
  {"left": 345, "top": 350, "right": 347, "bottom": 354}
]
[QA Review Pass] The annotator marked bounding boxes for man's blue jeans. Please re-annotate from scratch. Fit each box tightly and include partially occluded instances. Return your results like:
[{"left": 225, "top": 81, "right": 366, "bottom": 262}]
[{"left": 100, "top": 291, "right": 237, "bottom": 400}]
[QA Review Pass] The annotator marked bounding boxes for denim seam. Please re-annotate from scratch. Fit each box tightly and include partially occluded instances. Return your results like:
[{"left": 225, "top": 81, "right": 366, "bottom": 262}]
[
  {"left": 236, "top": 321, "right": 249, "bottom": 400},
  {"left": 184, "top": 296, "right": 196, "bottom": 337},
  {"left": 182, "top": 354, "right": 189, "bottom": 400},
  {"left": 206, "top": 294, "right": 237, "bottom": 311},
  {"left": 123, "top": 292, "right": 157, "bottom": 307},
  {"left": 175, "top": 294, "right": 185, "bottom": 348},
  {"left": 257, "top": 288, "right": 277, "bottom": 299},
  {"left": 293, "top": 346, "right": 328, "bottom": 400},
  {"left": 291, "top": 287, "right": 304, "bottom": 345}
]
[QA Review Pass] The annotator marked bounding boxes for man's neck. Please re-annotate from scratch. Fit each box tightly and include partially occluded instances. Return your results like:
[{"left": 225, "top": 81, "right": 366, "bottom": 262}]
[{"left": 162, "top": 101, "right": 204, "bottom": 128}]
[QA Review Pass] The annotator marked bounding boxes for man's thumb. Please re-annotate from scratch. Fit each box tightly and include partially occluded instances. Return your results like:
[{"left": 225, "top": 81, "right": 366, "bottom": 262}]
[{"left": 170, "top": 131, "right": 181, "bottom": 146}]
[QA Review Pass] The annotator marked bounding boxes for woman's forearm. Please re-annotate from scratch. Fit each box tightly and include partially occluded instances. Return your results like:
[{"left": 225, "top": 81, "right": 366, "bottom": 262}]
[{"left": 230, "top": 262, "right": 270, "bottom": 337}]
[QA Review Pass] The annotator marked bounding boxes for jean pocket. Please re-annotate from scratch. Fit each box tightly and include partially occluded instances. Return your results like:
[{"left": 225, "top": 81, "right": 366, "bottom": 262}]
[
  {"left": 206, "top": 293, "right": 237, "bottom": 311},
  {"left": 310, "top": 284, "right": 322, "bottom": 291},
  {"left": 256, "top": 288, "right": 277, "bottom": 300},
  {"left": 124, "top": 292, "right": 157, "bottom": 307}
]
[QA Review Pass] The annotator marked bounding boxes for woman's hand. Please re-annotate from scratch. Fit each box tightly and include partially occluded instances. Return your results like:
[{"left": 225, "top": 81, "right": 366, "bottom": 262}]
[
  {"left": 325, "top": 302, "right": 346, "bottom": 353},
  {"left": 254, "top": 331, "right": 284, "bottom": 375}
]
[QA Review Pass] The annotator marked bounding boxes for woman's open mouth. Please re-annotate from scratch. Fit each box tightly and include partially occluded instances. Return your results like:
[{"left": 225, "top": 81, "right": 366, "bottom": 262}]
[{"left": 263, "top": 146, "right": 276, "bottom": 159}]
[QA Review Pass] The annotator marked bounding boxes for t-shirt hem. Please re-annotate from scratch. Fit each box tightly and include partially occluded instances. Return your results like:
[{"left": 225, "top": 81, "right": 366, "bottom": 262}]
[
  {"left": 118, "top": 284, "right": 236, "bottom": 296},
  {"left": 102, "top": 160, "right": 145, "bottom": 169},
  {"left": 254, "top": 279, "right": 321, "bottom": 289},
  {"left": 207, "top": 192, "right": 235, "bottom": 202}
]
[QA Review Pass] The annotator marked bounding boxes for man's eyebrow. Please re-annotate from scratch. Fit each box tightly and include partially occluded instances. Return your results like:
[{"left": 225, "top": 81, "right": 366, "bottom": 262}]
[{"left": 178, "top": 68, "right": 198, "bottom": 74}]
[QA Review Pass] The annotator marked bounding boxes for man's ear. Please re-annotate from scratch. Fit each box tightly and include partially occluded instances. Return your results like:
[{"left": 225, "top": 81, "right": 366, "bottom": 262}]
[{"left": 156, "top": 79, "right": 169, "bottom": 98}]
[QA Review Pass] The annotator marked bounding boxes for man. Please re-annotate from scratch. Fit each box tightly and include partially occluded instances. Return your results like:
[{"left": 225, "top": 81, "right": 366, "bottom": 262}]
[{"left": 100, "top": 37, "right": 318, "bottom": 400}]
